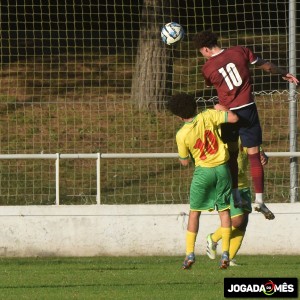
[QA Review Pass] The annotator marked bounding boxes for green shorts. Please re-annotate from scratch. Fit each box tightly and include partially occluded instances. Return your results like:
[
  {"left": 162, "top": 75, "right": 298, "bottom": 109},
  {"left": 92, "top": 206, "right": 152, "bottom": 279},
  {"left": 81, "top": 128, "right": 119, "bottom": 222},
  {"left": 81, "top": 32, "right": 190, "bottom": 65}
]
[
  {"left": 230, "top": 187, "right": 252, "bottom": 217},
  {"left": 189, "top": 164, "right": 232, "bottom": 212}
]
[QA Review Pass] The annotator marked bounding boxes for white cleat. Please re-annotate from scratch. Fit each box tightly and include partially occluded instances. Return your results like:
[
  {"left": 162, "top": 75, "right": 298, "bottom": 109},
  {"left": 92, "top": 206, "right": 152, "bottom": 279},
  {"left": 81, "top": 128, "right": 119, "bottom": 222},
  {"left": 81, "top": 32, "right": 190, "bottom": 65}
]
[
  {"left": 229, "top": 259, "right": 240, "bottom": 267},
  {"left": 206, "top": 234, "right": 218, "bottom": 260}
]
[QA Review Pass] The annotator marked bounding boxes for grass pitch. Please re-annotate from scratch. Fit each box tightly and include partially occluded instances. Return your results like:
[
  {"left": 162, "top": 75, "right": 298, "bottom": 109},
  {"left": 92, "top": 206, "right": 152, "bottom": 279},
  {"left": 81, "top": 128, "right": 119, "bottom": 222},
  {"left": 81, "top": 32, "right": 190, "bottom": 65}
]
[{"left": 0, "top": 255, "right": 299, "bottom": 300}]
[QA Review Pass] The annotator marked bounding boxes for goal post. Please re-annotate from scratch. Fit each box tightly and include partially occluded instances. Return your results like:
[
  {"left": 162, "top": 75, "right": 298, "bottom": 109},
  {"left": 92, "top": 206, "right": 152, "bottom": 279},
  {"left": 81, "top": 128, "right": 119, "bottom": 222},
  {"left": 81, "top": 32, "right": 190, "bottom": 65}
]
[{"left": 289, "top": 0, "right": 298, "bottom": 203}]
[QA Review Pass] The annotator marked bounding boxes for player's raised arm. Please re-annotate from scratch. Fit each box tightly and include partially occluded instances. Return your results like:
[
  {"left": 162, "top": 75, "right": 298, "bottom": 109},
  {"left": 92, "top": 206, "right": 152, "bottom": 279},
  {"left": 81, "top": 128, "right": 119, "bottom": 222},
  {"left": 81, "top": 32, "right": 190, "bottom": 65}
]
[{"left": 255, "top": 58, "right": 299, "bottom": 85}]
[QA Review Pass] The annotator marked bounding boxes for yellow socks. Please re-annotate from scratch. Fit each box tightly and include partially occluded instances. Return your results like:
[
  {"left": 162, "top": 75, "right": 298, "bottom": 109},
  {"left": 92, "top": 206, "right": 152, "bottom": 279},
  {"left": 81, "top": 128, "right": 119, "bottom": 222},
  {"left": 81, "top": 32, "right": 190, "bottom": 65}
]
[
  {"left": 211, "top": 227, "right": 222, "bottom": 243},
  {"left": 229, "top": 227, "right": 245, "bottom": 260},
  {"left": 186, "top": 231, "right": 197, "bottom": 255},
  {"left": 212, "top": 226, "right": 245, "bottom": 259},
  {"left": 220, "top": 227, "right": 231, "bottom": 253}
]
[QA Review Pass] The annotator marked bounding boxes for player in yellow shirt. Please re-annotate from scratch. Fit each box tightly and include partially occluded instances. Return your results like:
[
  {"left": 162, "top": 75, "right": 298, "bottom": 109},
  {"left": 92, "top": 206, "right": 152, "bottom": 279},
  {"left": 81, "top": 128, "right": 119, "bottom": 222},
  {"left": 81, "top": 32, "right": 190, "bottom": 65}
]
[
  {"left": 168, "top": 93, "right": 239, "bottom": 270},
  {"left": 206, "top": 140, "right": 270, "bottom": 265}
]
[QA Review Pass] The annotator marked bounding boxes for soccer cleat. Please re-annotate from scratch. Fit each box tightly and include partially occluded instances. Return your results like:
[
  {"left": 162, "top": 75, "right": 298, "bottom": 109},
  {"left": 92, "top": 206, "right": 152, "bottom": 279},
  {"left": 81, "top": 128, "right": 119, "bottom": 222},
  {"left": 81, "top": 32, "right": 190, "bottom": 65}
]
[
  {"left": 206, "top": 234, "right": 218, "bottom": 260},
  {"left": 229, "top": 259, "right": 240, "bottom": 267},
  {"left": 219, "top": 251, "right": 230, "bottom": 269},
  {"left": 253, "top": 203, "right": 275, "bottom": 220},
  {"left": 182, "top": 252, "right": 195, "bottom": 270}
]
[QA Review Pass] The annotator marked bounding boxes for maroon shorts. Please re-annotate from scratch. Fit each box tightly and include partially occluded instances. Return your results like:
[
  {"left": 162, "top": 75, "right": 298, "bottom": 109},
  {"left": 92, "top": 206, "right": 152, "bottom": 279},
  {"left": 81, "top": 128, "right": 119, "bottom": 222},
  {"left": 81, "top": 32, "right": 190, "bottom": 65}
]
[{"left": 220, "top": 103, "right": 262, "bottom": 148}]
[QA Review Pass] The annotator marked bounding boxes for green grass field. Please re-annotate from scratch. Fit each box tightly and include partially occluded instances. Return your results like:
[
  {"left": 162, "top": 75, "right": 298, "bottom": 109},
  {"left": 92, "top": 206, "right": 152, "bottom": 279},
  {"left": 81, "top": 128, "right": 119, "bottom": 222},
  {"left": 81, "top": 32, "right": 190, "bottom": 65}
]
[{"left": 0, "top": 255, "right": 299, "bottom": 300}]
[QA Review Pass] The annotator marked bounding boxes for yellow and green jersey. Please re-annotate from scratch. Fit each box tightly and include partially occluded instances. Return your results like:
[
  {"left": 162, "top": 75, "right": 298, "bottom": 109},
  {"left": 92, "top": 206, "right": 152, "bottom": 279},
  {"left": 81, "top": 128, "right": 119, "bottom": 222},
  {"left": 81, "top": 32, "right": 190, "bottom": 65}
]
[{"left": 176, "top": 109, "right": 229, "bottom": 167}]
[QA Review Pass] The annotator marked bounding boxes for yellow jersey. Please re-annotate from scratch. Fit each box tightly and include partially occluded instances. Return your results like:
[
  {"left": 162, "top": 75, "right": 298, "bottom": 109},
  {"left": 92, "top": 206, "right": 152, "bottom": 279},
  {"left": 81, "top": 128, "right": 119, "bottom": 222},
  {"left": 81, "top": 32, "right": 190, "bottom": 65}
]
[{"left": 176, "top": 109, "right": 230, "bottom": 167}]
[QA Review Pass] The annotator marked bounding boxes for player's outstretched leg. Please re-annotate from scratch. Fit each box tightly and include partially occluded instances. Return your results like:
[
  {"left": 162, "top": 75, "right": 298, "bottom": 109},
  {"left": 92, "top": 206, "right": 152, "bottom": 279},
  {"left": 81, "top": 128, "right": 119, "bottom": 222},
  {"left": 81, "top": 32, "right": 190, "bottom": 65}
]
[{"left": 182, "top": 253, "right": 195, "bottom": 270}]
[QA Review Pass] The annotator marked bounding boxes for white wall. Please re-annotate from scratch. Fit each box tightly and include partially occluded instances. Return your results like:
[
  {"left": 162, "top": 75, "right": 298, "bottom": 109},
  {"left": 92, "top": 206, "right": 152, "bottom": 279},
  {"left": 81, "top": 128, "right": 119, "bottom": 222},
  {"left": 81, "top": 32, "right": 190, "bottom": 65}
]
[{"left": 0, "top": 203, "right": 299, "bottom": 257}]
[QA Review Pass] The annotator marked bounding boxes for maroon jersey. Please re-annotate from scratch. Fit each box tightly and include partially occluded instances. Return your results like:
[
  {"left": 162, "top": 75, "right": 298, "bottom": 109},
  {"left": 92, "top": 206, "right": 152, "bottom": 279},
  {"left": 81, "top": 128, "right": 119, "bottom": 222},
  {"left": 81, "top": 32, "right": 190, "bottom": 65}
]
[{"left": 202, "top": 46, "right": 258, "bottom": 109}]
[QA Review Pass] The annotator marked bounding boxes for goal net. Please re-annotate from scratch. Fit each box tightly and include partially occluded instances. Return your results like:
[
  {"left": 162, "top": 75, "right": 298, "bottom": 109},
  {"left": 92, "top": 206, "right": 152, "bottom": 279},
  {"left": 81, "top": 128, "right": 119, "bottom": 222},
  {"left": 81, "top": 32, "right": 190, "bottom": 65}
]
[{"left": 0, "top": 1, "right": 298, "bottom": 204}]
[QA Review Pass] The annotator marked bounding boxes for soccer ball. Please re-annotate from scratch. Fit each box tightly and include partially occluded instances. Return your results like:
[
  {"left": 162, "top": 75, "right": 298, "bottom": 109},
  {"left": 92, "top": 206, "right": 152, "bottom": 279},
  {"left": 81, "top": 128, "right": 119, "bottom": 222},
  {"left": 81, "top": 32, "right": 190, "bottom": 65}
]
[{"left": 161, "top": 22, "right": 184, "bottom": 45}]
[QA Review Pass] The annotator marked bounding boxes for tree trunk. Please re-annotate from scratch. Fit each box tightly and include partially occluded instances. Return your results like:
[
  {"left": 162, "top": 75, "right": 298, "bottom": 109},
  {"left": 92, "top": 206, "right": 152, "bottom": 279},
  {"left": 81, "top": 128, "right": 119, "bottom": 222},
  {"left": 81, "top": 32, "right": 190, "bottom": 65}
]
[{"left": 131, "top": 0, "right": 172, "bottom": 111}]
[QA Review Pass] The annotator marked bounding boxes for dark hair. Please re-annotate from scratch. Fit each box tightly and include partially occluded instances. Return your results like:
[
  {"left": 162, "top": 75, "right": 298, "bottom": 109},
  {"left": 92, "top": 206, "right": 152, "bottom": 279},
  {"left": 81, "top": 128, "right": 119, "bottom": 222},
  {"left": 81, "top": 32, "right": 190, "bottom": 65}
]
[
  {"left": 193, "top": 30, "right": 219, "bottom": 49},
  {"left": 168, "top": 93, "right": 197, "bottom": 119}
]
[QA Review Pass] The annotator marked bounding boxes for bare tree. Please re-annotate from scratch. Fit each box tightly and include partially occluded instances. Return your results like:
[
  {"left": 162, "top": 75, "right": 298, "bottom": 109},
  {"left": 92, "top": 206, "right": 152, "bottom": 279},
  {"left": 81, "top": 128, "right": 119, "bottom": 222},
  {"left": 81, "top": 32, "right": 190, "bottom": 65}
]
[{"left": 131, "top": 0, "right": 173, "bottom": 110}]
